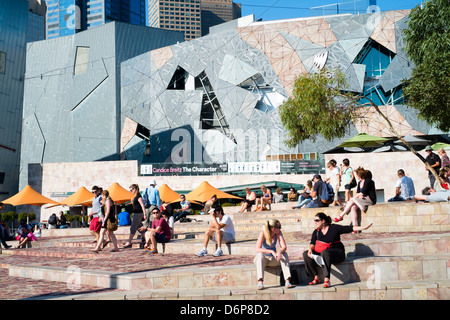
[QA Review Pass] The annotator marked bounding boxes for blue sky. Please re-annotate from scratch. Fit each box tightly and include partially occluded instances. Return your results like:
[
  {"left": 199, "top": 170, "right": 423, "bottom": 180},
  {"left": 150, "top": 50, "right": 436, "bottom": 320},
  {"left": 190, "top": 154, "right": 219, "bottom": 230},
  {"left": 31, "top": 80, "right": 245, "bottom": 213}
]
[{"left": 240, "top": 0, "right": 424, "bottom": 21}]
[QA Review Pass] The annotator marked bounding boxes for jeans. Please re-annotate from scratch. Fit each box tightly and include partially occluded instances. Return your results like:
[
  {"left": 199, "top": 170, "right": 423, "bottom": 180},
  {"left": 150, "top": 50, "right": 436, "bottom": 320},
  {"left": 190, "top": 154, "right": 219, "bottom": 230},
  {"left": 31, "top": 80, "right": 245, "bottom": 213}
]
[
  {"left": 0, "top": 225, "right": 9, "bottom": 248},
  {"left": 173, "top": 210, "right": 190, "bottom": 222},
  {"left": 293, "top": 195, "right": 312, "bottom": 208}
]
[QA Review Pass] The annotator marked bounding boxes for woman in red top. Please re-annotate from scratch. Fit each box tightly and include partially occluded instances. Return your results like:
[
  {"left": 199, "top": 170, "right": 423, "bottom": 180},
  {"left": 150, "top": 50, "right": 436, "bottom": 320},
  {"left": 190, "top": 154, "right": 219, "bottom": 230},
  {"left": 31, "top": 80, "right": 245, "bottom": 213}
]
[{"left": 303, "top": 212, "right": 372, "bottom": 288}]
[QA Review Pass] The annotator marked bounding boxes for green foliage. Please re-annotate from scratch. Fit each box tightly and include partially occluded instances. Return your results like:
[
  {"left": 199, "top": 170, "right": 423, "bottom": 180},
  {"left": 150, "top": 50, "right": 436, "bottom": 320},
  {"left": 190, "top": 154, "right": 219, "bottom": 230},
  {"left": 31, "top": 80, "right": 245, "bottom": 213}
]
[
  {"left": 1, "top": 211, "right": 18, "bottom": 222},
  {"left": 18, "top": 212, "right": 36, "bottom": 222},
  {"left": 279, "top": 69, "right": 359, "bottom": 148},
  {"left": 403, "top": 0, "right": 450, "bottom": 132}
]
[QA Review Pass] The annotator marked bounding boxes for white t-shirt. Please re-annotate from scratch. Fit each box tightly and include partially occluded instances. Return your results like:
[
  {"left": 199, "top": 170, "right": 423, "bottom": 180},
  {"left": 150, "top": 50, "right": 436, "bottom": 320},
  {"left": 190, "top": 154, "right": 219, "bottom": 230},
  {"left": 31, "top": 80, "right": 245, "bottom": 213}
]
[
  {"left": 216, "top": 214, "right": 235, "bottom": 237},
  {"left": 329, "top": 167, "right": 340, "bottom": 186}
]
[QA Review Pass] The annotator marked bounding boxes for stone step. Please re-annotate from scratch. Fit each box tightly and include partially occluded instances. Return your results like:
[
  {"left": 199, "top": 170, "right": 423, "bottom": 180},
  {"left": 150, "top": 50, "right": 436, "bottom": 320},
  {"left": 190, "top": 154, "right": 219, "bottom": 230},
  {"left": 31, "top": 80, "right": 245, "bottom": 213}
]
[
  {"left": 7, "top": 252, "right": 450, "bottom": 293},
  {"left": 30, "top": 231, "right": 450, "bottom": 259},
  {"left": 49, "top": 279, "right": 450, "bottom": 300}
]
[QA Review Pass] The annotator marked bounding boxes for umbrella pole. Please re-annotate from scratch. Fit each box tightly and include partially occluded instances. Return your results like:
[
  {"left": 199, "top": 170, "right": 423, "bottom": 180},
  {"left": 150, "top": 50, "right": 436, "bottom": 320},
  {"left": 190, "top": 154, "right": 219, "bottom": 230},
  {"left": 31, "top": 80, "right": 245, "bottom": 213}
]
[
  {"left": 27, "top": 205, "right": 30, "bottom": 225},
  {"left": 82, "top": 205, "right": 85, "bottom": 228}
]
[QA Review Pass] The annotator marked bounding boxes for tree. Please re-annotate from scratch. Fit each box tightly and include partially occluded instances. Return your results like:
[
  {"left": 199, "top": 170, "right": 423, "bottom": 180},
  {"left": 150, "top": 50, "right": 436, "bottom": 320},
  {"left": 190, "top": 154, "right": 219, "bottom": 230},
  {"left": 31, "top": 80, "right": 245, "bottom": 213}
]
[
  {"left": 402, "top": 0, "right": 450, "bottom": 132},
  {"left": 278, "top": 67, "right": 441, "bottom": 184}
]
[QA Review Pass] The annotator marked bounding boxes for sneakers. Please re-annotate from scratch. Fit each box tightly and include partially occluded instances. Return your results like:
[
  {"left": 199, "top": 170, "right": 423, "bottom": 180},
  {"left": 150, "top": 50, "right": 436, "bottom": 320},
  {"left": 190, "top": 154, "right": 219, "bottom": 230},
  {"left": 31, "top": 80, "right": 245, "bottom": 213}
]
[
  {"left": 196, "top": 248, "right": 223, "bottom": 257},
  {"left": 212, "top": 248, "right": 223, "bottom": 257},
  {"left": 195, "top": 248, "right": 208, "bottom": 257}
]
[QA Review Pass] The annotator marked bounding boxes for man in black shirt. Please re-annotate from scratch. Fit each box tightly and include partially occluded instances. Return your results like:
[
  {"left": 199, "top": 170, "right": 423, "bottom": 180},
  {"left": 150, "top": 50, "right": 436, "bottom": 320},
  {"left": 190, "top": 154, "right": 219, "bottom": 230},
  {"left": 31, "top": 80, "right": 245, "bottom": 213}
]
[
  {"left": 425, "top": 145, "right": 441, "bottom": 188},
  {"left": 305, "top": 175, "right": 329, "bottom": 208}
]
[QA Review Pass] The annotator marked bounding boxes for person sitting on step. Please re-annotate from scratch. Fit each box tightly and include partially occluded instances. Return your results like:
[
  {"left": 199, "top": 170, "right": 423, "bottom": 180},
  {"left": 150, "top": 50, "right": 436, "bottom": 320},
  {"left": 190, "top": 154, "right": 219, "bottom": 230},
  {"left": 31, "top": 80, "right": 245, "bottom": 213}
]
[
  {"left": 254, "top": 219, "right": 293, "bottom": 290},
  {"left": 195, "top": 205, "right": 235, "bottom": 257}
]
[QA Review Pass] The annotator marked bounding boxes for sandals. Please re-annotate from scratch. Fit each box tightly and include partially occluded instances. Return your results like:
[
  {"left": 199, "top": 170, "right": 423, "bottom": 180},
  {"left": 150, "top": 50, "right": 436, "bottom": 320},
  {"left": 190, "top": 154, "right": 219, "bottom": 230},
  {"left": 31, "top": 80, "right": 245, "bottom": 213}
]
[
  {"left": 257, "top": 281, "right": 264, "bottom": 290},
  {"left": 334, "top": 215, "right": 343, "bottom": 222},
  {"left": 308, "top": 277, "right": 321, "bottom": 285},
  {"left": 323, "top": 279, "right": 331, "bottom": 288}
]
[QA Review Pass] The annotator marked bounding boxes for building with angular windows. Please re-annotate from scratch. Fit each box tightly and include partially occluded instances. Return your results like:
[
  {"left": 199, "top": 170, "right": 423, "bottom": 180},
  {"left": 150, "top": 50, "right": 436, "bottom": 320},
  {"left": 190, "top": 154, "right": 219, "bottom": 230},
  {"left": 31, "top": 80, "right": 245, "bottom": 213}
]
[
  {"left": 119, "top": 10, "right": 431, "bottom": 165},
  {"left": 19, "top": 10, "right": 450, "bottom": 217}
]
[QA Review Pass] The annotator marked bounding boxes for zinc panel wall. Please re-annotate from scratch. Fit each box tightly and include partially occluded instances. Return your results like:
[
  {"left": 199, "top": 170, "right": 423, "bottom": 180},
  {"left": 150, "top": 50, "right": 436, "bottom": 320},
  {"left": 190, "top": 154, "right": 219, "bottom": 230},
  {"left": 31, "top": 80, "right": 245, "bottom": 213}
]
[{"left": 0, "top": 0, "right": 28, "bottom": 200}]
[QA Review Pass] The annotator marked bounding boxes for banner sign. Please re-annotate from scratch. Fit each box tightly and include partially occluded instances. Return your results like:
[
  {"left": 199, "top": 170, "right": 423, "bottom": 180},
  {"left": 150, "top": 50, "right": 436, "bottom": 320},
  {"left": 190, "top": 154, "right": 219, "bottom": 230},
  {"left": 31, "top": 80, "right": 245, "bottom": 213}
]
[
  {"left": 280, "top": 160, "right": 325, "bottom": 174},
  {"left": 140, "top": 160, "right": 325, "bottom": 176},
  {"left": 140, "top": 163, "right": 228, "bottom": 176}
]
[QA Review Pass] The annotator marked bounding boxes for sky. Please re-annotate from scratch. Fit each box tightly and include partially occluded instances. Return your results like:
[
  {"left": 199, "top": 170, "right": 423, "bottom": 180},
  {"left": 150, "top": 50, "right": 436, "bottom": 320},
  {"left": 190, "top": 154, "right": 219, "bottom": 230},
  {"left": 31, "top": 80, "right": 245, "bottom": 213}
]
[{"left": 240, "top": 0, "right": 424, "bottom": 21}]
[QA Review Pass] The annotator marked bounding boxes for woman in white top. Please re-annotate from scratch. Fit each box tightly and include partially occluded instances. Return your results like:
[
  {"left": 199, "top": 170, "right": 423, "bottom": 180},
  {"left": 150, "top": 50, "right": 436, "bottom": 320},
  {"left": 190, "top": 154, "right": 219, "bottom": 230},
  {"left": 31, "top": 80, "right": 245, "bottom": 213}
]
[{"left": 254, "top": 219, "right": 293, "bottom": 290}]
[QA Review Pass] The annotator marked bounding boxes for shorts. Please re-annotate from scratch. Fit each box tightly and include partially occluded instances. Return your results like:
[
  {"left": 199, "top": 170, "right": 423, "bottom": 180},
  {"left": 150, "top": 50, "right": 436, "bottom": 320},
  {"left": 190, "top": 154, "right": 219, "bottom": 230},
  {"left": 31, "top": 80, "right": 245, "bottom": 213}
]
[
  {"left": 212, "top": 231, "right": 235, "bottom": 244},
  {"left": 245, "top": 199, "right": 255, "bottom": 206},
  {"left": 89, "top": 217, "right": 101, "bottom": 233},
  {"left": 154, "top": 232, "right": 170, "bottom": 243}
]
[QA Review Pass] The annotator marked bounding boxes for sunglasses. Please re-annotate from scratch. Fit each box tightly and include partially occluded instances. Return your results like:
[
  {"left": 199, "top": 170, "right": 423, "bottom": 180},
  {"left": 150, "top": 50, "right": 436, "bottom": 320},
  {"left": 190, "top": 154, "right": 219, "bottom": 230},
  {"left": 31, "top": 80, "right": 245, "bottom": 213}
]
[
  {"left": 152, "top": 211, "right": 160, "bottom": 215},
  {"left": 314, "top": 219, "right": 321, "bottom": 222},
  {"left": 273, "top": 226, "right": 282, "bottom": 229}
]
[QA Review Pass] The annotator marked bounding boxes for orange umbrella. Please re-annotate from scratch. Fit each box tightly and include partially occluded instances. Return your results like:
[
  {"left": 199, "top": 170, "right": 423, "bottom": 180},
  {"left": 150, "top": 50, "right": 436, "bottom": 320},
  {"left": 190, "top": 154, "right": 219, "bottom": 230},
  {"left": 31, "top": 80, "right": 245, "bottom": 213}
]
[
  {"left": 183, "top": 181, "right": 243, "bottom": 203},
  {"left": 158, "top": 184, "right": 182, "bottom": 203},
  {"left": 106, "top": 182, "right": 134, "bottom": 204},
  {"left": 58, "top": 187, "right": 94, "bottom": 206},
  {"left": 3, "top": 185, "right": 60, "bottom": 223},
  {"left": 3, "top": 185, "right": 60, "bottom": 206}
]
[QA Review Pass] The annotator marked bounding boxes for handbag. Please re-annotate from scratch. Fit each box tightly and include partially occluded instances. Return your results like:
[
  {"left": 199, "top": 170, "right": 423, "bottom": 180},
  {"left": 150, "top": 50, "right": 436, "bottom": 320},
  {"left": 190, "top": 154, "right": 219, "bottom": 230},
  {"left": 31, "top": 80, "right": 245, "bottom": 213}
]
[
  {"left": 314, "top": 230, "right": 341, "bottom": 253},
  {"left": 107, "top": 219, "right": 118, "bottom": 232}
]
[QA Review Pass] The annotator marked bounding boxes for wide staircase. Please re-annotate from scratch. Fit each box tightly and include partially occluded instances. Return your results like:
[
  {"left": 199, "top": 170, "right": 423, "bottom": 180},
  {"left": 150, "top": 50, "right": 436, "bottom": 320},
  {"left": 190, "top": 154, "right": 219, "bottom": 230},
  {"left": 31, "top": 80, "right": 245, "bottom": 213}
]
[{"left": 1, "top": 201, "right": 449, "bottom": 300}]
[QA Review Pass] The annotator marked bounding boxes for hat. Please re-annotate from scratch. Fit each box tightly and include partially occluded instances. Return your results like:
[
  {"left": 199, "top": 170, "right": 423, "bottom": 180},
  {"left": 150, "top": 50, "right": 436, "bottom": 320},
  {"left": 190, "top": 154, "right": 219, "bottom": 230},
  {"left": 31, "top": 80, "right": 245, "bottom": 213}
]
[
  {"left": 312, "top": 174, "right": 321, "bottom": 180},
  {"left": 121, "top": 208, "right": 126, "bottom": 212},
  {"left": 150, "top": 180, "right": 157, "bottom": 186},
  {"left": 208, "top": 208, "right": 215, "bottom": 214},
  {"left": 425, "top": 145, "right": 433, "bottom": 151}
]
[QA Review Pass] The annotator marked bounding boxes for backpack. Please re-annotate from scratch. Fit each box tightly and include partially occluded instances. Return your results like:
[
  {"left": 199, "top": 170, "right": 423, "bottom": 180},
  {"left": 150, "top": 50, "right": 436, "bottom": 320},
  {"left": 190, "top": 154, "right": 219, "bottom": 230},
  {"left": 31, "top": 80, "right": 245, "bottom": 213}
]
[
  {"left": 142, "top": 188, "right": 150, "bottom": 208},
  {"left": 48, "top": 214, "right": 57, "bottom": 225},
  {"left": 319, "top": 181, "right": 334, "bottom": 205}
]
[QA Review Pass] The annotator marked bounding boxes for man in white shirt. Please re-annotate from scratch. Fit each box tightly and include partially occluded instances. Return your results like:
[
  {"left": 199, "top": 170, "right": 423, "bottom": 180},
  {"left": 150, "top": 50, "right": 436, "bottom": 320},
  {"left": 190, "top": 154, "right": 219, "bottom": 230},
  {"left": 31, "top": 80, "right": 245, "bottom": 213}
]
[
  {"left": 325, "top": 160, "right": 342, "bottom": 207},
  {"left": 195, "top": 205, "right": 235, "bottom": 257}
]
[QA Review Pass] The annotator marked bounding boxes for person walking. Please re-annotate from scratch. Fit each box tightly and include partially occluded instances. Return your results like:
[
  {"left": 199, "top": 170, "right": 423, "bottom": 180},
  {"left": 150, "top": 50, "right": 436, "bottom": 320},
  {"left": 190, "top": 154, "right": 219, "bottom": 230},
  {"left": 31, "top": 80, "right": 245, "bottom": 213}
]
[
  {"left": 303, "top": 213, "right": 373, "bottom": 288},
  {"left": 340, "top": 158, "right": 356, "bottom": 203},
  {"left": 91, "top": 190, "right": 119, "bottom": 253},
  {"left": 88, "top": 186, "right": 105, "bottom": 246},
  {"left": 254, "top": 219, "right": 293, "bottom": 290},
  {"left": 122, "top": 184, "right": 146, "bottom": 248},
  {"left": 142, "top": 180, "right": 161, "bottom": 219}
]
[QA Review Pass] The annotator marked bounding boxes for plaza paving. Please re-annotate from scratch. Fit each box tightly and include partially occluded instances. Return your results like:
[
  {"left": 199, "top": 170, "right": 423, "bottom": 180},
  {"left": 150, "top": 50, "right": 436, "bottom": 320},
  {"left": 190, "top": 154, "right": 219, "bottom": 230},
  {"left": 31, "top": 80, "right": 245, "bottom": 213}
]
[{"left": 1, "top": 202, "right": 449, "bottom": 300}]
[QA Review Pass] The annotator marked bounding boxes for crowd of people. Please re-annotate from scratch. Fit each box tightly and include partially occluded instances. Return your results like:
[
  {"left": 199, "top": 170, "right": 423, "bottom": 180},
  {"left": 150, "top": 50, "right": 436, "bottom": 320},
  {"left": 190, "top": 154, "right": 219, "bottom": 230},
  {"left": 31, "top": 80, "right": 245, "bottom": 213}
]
[{"left": 0, "top": 146, "right": 449, "bottom": 289}]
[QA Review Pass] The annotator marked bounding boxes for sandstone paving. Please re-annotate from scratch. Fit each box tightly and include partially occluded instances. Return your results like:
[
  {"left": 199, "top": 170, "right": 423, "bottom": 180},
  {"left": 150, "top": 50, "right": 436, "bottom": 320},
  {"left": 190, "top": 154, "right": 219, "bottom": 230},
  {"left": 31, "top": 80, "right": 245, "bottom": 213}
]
[{"left": 1, "top": 230, "right": 449, "bottom": 300}]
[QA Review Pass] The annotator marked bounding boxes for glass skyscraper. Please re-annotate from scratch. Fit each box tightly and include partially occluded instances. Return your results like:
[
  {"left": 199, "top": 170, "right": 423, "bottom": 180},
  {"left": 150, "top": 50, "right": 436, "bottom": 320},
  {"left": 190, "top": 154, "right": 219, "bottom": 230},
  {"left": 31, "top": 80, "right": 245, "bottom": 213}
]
[{"left": 45, "top": 0, "right": 146, "bottom": 39}]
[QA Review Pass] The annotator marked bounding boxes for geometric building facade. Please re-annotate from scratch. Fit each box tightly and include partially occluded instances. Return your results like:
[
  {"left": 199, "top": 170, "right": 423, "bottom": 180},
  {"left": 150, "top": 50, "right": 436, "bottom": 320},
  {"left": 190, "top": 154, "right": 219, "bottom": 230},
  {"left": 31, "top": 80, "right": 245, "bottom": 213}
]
[
  {"left": 120, "top": 10, "right": 442, "bottom": 166},
  {"left": 20, "top": 22, "right": 184, "bottom": 189},
  {"left": 19, "top": 11, "right": 449, "bottom": 193}
]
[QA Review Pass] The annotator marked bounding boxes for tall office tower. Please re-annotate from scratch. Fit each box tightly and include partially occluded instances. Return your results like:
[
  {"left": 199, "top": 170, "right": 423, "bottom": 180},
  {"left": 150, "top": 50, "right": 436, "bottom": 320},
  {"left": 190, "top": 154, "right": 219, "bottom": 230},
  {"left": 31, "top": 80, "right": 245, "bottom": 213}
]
[
  {"left": 147, "top": 0, "right": 202, "bottom": 41},
  {"left": 45, "top": 0, "right": 146, "bottom": 39},
  {"left": 200, "top": 0, "right": 241, "bottom": 36},
  {"left": 0, "top": 0, "right": 28, "bottom": 202},
  {"left": 27, "top": 0, "right": 47, "bottom": 42}
]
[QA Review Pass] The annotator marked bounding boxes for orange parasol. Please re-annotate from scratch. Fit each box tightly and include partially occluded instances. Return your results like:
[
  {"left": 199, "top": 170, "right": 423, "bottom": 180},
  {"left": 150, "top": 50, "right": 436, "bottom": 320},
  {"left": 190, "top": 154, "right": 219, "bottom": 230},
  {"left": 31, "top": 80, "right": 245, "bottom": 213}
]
[
  {"left": 2, "top": 185, "right": 60, "bottom": 223},
  {"left": 3, "top": 185, "right": 60, "bottom": 207},
  {"left": 182, "top": 181, "right": 243, "bottom": 203},
  {"left": 58, "top": 186, "right": 94, "bottom": 206},
  {"left": 106, "top": 182, "right": 134, "bottom": 204}
]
